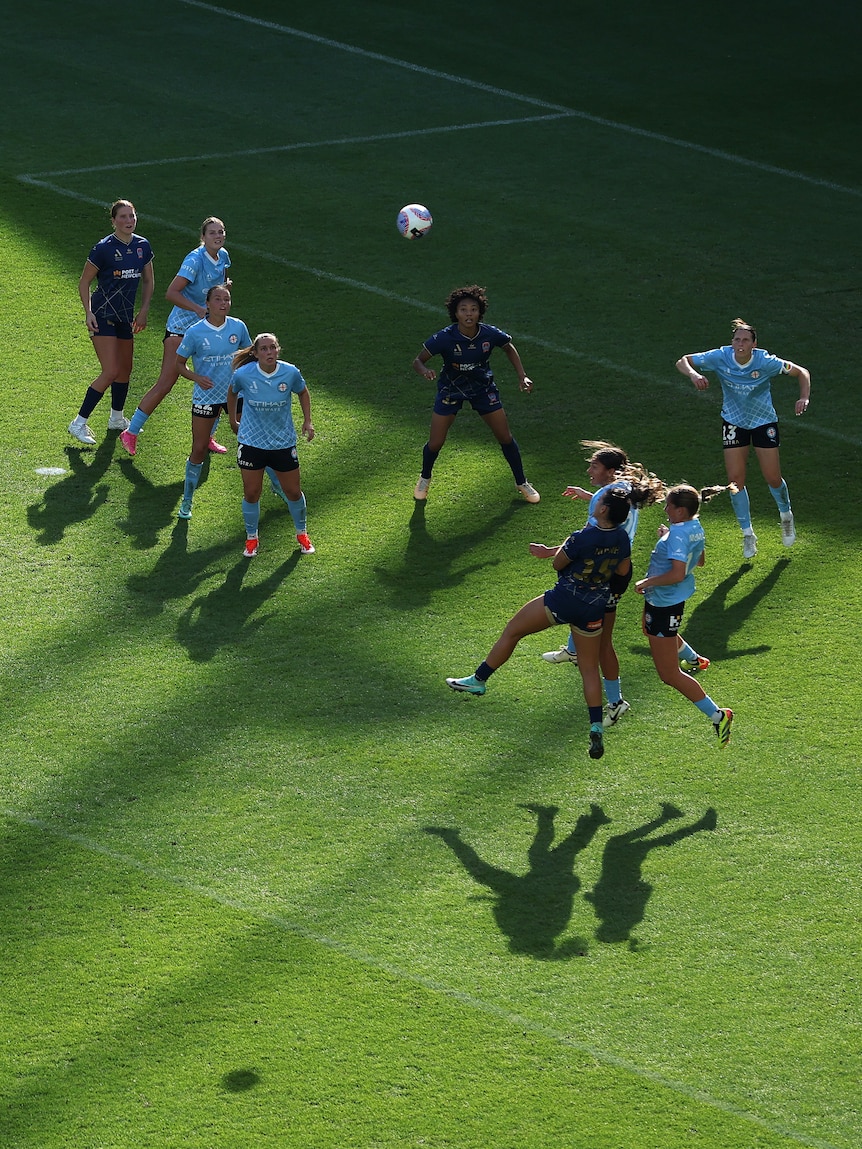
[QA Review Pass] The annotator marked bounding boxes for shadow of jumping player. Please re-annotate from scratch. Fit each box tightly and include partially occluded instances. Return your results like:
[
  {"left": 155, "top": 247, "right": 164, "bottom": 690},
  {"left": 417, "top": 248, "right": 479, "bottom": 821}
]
[
  {"left": 425, "top": 802, "right": 610, "bottom": 959},
  {"left": 585, "top": 802, "right": 717, "bottom": 949}
]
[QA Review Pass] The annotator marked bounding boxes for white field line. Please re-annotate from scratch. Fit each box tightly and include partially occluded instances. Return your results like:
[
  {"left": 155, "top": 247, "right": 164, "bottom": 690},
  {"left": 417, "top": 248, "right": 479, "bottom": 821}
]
[
  {"left": 170, "top": 0, "right": 861, "bottom": 198},
  {"left": 1, "top": 809, "right": 844, "bottom": 1149}
]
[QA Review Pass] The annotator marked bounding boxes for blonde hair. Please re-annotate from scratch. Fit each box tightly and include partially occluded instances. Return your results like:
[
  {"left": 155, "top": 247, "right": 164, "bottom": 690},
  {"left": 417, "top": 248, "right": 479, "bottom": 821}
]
[{"left": 667, "top": 482, "right": 738, "bottom": 516}]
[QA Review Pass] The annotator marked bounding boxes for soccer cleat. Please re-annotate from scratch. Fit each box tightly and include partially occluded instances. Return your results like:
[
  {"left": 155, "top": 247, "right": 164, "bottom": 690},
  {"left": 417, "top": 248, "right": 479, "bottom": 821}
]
[
  {"left": 414, "top": 475, "right": 431, "bottom": 500},
  {"left": 446, "top": 675, "right": 486, "bottom": 696},
  {"left": 541, "top": 646, "right": 578, "bottom": 664},
  {"left": 107, "top": 412, "right": 130, "bottom": 431},
  {"left": 296, "top": 532, "right": 315, "bottom": 555},
  {"left": 208, "top": 437, "right": 227, "bottom": 454},
  {"left": 603, "top": 699, "right": 631, "bottom": 728},
  {"left": 742, "top": 530, "right": 757, "bottom": 559},
  {"left": 68, "top": 419, "right": 96, "bottom": 445},
  {"left": 119, "top": 430, "right": 138, "bottom": 456},
  {"left": 588, "top": 723, "right": 605, "bottom": 759},
  {"left": 780, "top": 511, "right": 796, "bottom": 546},
  {"left": 516, "top": 481, "right": 541, "bottom": 503},
  {"left": 680, "top": 655, "right": 710, "bottom": 674},
  {"left": 713, "top": 708, "right": 733, "bottom": 748},
  {"left": 177, "top": 499, "right": 193, "bottom": 520},
  {"left": 243, "top": 536, "right": 259, "bottom": 558}
]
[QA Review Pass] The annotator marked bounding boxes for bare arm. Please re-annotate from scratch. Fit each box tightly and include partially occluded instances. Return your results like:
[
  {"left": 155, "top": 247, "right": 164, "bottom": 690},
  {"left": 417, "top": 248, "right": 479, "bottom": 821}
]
[
  {"left": 636, "top": 558, "right": 688, "bottom": 595},
  {"left": 174, "top": 353, "right": 213, "bottom": 391},
  {"left": 784, "top": 361, "right": 811, "bottom": 415},
  {"left": 133, "top": 262, "right": 155, "bottom": 334},
  {"left": 412, "top": 347, "right": 436, "bottom": 381},
  {"left": 164, "top": 274, "right": 204, "bottom": 318},
  {"left": 503, "top": 341, "right": 533, "bottom": 392},
  {"left": 78, "top": 261, "right": 99, "bottom": 334},
  {"left": 676, "top": 354, "right": 710, "bottom": 392},
  {"left": 298, "top": 386, "right": 314, "bottom": 441}
]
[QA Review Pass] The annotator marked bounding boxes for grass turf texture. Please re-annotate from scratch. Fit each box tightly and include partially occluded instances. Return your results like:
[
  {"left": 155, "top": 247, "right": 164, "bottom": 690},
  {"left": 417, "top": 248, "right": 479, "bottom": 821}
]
[{"left": 1, "top": 2, "right": 860, "bottom": 1147}]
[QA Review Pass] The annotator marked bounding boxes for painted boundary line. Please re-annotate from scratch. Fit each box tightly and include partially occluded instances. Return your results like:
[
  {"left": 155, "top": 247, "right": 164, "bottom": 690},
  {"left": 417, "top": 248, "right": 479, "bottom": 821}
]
[
  {"left": 176, "top": 0, "right": 861, "bottom": 198},
  {"left": 2, "top": 808, "right": 843, "bottom": 1149},
  {"left": 18, "top": 114, "right": 575, "bottom": 178}
]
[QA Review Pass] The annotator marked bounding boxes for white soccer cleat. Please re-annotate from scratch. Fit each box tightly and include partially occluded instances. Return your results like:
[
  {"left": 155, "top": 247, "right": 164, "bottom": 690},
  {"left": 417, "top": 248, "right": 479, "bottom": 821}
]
[
  {"left": 68, "top": 419, "right": 96, "bottom": 445},
  {"left": 780, "top": 512, "right": 796, "bottom": 546}
]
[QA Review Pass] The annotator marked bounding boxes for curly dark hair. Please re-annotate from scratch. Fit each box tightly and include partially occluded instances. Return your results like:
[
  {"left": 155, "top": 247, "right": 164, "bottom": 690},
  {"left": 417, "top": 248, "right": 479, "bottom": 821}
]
[{"left": 445, "top": 284, "right": 488, "bottom": 323}]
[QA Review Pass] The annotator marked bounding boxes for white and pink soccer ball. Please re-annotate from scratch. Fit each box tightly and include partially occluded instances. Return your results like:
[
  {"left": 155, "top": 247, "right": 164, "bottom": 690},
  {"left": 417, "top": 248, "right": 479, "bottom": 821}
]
[{"left": 397, "top": 203, "right": 433, "bottom": 239}]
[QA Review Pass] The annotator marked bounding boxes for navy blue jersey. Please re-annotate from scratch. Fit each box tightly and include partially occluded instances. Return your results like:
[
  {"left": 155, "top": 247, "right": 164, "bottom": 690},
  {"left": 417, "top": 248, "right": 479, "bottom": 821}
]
[
  {"left": 86, "top": 233, "right": 154, "bottom": 325},
  {"left": 423, "top": 322, "right": 511, "bottom": 396},
  {"left": 557, "top": 522, "right": 631, "bottom": 596}
]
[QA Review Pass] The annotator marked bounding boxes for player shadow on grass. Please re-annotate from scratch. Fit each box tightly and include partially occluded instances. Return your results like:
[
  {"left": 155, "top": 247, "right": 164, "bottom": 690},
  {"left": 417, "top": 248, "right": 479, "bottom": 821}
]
[
  {"left": 584, "top": 802, "right": 717, "bottom": 951},
  {"left": 176, "top": 548, "right": 300, "bottom": 662},
  {"left": 680, "top": 558, "right": 791, "bottom": 662},
  {"left": 374, "top": 500, "right": 514, "bottom": 609},
  {"left": 424, "top": 803, "right": 610, "bottom": 959},
  {"left": 126, "top": 518, "right": 240, "bottom": 617},
  {"left": 116, "top": 456, "right": 190, "bottom": 550},
  {"left": 27, "top": 441, "right": 116, "bottom": 544}
]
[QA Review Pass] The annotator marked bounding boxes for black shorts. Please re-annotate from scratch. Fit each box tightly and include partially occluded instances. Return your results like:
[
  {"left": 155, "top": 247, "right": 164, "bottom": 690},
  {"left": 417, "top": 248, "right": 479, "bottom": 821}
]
[
  {"left": 237, "top": 443, "right": 299, "bottom": 472},
  {"left": 642, "top": 601, "right": 686, "bottom": 638},
  {"left": 722, "top": 420, "right": 780, "bottom": 449},
  {"left": 192, "top": 401, "right": 229, "bottom": 419}
]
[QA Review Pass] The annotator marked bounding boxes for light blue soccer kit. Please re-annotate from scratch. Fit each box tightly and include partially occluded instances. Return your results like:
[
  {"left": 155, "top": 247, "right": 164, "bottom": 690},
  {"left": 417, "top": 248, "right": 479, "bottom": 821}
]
[
  {"left": 178, "top": 316, "right": 251, "bottom": 405},
  {"left": 166, "top": 245, "right": 232, "bottom": 335},
  {"left": 230, "top": 360, "right": 310, "bottom": 539},
  {"left": 690, "top": 345, "right": 794, "bottom": 526}
]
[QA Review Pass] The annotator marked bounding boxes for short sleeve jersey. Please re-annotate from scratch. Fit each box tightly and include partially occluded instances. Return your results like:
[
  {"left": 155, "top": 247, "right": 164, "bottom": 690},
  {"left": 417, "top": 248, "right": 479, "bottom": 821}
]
[
  {"left": 557, "top": 522, "right": 631, "bottom": 597},
  {"left": 644, "top": 518, "right": 705, "bottom": 608},
  {"left": 231, "top": 360, "right": 307, "bottom": 450},
  {"left": 423, "top": 322, "right": 511, "bottom": 395},
  {"left": 689, "top": 346, "right": 793, "bottom": 429},
  {"left": 166, "top": 245, "right": 232, "bottom": 335},
  {"left": 588, "top": 480, "right": 639, "bottom": 544},
  {"left": 86, "top": 233, "right": 154, "bottom": 325},
  {"left": 177, "top": 316, "right": 251, "bottom": 405}
]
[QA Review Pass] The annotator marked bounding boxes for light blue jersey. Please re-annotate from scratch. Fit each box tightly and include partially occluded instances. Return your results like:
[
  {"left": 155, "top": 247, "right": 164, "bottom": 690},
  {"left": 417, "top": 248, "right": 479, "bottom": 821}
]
[
  {"left": 588, "top": 480, "right": 639, "bottom": 543},
  {"left": 644, "top": 518, "right": 705, "bottom": 608},
  {"left": 690, "top": 345, "right": 793, "bottom": 429},
  {"left": 178, "top": 317, "right": 251, "bottom": 405},
  {"left": 166, "top": 245, "right": 232, "bottom": 335},
  {"left": 231, "top": 360, "right": 307, "bottom": 450}
]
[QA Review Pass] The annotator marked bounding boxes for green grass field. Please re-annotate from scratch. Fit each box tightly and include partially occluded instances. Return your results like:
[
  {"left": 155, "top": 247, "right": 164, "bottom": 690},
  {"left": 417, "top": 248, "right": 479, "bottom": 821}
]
[{"left": 1, "top": 2, "right": 860, "bottom": 1146}]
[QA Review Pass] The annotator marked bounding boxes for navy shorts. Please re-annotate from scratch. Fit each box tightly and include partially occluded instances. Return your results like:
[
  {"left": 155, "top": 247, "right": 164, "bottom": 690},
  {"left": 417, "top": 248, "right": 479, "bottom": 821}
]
[
  {"left": 642, "top": 600, "right": 686, "bottom": 638},
  {"left": 91, "top": 314, "right": 133, "bottom": 339},
  {"left": 434, "top": 383, "right": 503, "bottom": 416},
  {"left": 722, "top": 420, "right": 780, "bottom": 449},
  {"left": 543, "top": 585, "right": 607, "bottom": 637},
  {"left": 237, "top": 443, "right": 299, "bottom": 472}
]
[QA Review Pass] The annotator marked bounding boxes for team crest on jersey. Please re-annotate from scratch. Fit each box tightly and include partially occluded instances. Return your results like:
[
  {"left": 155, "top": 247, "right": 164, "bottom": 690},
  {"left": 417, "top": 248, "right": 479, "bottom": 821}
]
[
  {"left": 278, "top": 383, "right": 288, "bottom": 392},
  {"left": 229, "top": 334, "right": 238, "bottom": 344},
  {"left": 751, "top": 371, "right": 760, "bottom": 379},
  {"left": 482, "top": 341, "right": 490, "bottom": 352},
  {"left": 767, "top": 426, "right": 777, "bottom": 441},
  {"left": 137, "top": 247, "right": 144, "bottom": 258}
]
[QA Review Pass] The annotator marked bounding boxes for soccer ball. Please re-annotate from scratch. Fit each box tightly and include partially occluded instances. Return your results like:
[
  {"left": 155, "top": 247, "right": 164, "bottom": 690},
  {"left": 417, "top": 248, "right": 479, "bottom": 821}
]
[{"left": 397, "top": 203, "right": 433, "bottom": 239}]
